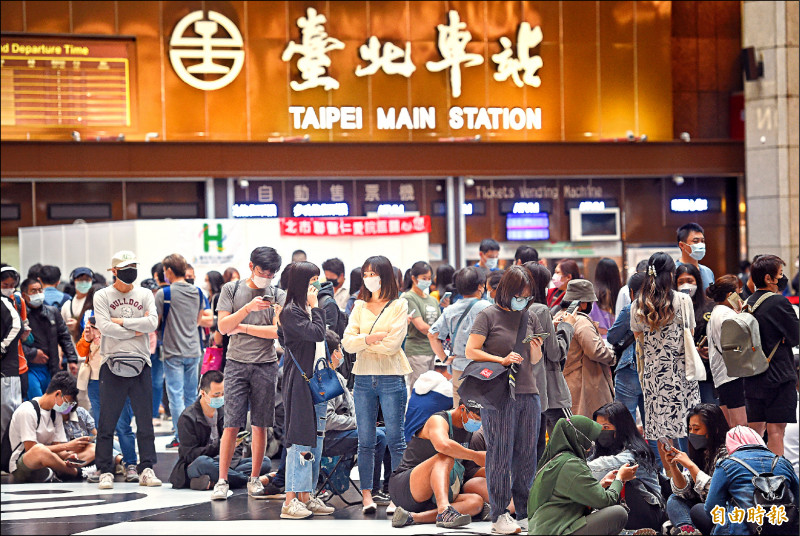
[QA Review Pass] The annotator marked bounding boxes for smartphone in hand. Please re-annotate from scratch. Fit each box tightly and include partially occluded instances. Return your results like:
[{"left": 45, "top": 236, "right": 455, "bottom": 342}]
[
  {"left": 440, "top": 291, "right": 452, "bottom": 304},
  {"left": 566, "top": 300, "right": 580, "bottom": 315},
  {"left": 658, "top": 437, "right": 674, "bottom": 452},
  {"left": 66, "top": 457, "right": 89, "bottom": 468}
]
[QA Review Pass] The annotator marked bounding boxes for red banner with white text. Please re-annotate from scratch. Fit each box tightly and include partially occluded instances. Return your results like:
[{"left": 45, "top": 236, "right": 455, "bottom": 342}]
[{"left": 280, "top": 216, "right": 430, "bottom": 237}]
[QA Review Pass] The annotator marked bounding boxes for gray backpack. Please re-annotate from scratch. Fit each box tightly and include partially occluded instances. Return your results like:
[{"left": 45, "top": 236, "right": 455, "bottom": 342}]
[{"left": 718, "top": 292, "right": 781, "bottom": 378}]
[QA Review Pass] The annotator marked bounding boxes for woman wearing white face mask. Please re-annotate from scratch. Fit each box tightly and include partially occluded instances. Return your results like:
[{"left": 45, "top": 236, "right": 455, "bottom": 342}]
[
  {"left": 705, "top": 276, "right": 747, "bottom": 426},
  {"left": 342, "top": 255, "right": 410, "bottom": 513},
  {"left": 675, "top": 264, "right": 716, "bottom": 406},
  {"left": 400, "top": 261, "right": 442, "bottom": 389}
]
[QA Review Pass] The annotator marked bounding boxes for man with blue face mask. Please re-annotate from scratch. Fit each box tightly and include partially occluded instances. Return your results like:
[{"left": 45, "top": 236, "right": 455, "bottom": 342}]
[
  {"left": 676, "top": 223, "right": 715, "bottom": 293},
  {"left": 5, "top": 371, "right": 88, "bottom": 482},
  {"left": 476, "top": 238, "right": 501, "bottom": 277},
  {"left": 20, "top": 278, "right": 79, "bottom": 399},
  {"left": 389, "top": 401, "right": 488, "bottom": 530},
  {"left": 168, "top": 369, "right": 271, "bottom": 490},
  {"left": 61, "top": 267, "right": 94, "bottom": 343}
]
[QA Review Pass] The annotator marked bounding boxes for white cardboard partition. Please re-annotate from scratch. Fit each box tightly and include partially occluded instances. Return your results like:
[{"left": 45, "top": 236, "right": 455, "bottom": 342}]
[{"left": 19, "top": 218, "right": 430, "bottom": 285}]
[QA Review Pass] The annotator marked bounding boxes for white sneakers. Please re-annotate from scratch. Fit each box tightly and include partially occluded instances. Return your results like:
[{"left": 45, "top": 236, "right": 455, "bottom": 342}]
[
  {"left": 211, "top": 479, "right": 229, "bottom": 501},
  {"left": 98, "top": 472, "right": 114, "bottom": 490},
  {"left": 139, "top": 467, "right": 162, "bottom": 487},
  {"left": 492, "top": 512, "right": 522, "bottom": 534},
  {"left": 517, "top": 517, "right": 529, "bottom": 533},
  {"left": 281, "top": 498, "right": 313, "bottom": 519},
  {"left": 306, "top": 496, "right": 334, "bottom": 515}
]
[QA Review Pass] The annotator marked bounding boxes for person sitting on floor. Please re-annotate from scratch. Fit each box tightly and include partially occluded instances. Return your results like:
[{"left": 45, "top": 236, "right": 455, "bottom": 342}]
[
  {"left": 528, "top": 415, "right": 638, "bottom": 535},
  {"left": 389, "top": 401, "right": 487, "bottom": 529},
  {"left": 168, "top": 369, "right": 270, "bottom": 491},
  {"left": 403, "top": 360, "right": 454, "bottom": 444},
  {"left": 4, "top": 372, "right": 90, "bottom": 482}
]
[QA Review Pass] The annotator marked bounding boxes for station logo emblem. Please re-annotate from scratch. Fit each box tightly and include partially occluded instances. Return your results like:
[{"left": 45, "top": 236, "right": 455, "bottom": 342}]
[{"left": 169, "top": 10, "right": 245, "bottom": 91}]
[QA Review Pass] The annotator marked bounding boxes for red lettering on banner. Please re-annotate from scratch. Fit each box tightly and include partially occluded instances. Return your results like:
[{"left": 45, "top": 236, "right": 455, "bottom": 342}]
[{"left": 278, "top": 216, "right": 431, "bottom": 237}]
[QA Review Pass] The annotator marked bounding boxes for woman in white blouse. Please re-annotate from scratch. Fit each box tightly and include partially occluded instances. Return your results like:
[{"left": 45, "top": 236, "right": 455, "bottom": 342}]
[
  {"left": 705, "top": 275, "right": 747, "bottom": 426},
  {"left": 342, "top": 255, "right": 410, "bottom": 513}
]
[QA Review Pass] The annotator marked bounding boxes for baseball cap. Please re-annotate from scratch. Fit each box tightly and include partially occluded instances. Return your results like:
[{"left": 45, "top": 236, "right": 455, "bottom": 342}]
[
  {"left": 109, "top": 250, "right": 138, "bottom": 270},
  {"left": 71, "top": 267, "right": 93, "bottom": 279},
  {"left": 140, "top": 278, "right": 160, "bottom": 291}
]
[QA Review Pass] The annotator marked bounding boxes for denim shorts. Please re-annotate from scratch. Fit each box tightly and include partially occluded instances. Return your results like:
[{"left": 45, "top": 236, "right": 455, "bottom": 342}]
[{"left": 223, "top": 359, "right": 278, "bottom": 429}]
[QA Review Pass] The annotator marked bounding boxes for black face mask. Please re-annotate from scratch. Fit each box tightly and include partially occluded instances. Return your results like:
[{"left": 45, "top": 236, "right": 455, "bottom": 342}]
[
  {"left": 186, "top": 278, "right": 195, "bottom": 285},
  {"left": 776, "top": 274, "right": 788, "bottom": 292},
  {"left": 688, "top": 433, "right": 708, "bottom": 450},
  {"left": 582, "top": 302, "right": 594, "bottom": 315},
  {"left": 116, "top": 267, "right": 137, "bottom": 285},
  {"left": 597, "top": 429, "right": 616, "bottom": 448}
]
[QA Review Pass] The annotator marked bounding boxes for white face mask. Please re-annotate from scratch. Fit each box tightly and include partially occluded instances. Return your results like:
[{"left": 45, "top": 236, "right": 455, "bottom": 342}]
[
  {"left": 203, "top": 282, "right": 211, "bottom": 293},
  {"left": 364, "top": 276, "right": 381, "bottom": 293},
  {"left": 1, "top": 288, "right": 13, "bottom": 298},
  {"left": 251, "top": 275, "right": 271, "bottom": 289},
  {"left": 485, "top": 257, "right": 499, "bottom": 270},
  {"left": 678, "top": 283, "right": 697, "bottom": 297}
]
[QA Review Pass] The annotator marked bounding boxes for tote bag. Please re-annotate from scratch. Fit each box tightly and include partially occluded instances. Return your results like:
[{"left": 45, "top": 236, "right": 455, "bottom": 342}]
[{"left": 680, "top": 296, "right": 706, "bottom": 382}]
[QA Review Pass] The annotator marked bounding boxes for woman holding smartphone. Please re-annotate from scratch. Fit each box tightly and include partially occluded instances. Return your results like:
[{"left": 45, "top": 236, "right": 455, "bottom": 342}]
[
  {"left": 659, "top": 404, "right": 729, "bottom": 536},
  {"left": 343, "top": 255, "right": 410, "bottom": 513},
  {"left": 465, "top": 266, "right": 545, "bottom": 534},
  {"left": 278, "top": 262, "right": 334, "bottom": 520}
]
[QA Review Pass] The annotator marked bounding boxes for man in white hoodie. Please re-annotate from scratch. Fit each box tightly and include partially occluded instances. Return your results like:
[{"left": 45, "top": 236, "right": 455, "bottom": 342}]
[
  {"left": 403, "top": 361, "right": 454, "bottom": 444},
  {"left": 93, "top": 250, "right": 160, "bottom": 489}
]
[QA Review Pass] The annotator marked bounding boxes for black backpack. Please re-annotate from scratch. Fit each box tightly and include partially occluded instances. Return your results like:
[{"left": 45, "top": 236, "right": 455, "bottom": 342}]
[
  {"left": 730, "top": 455, "right": 799, "bottom": 535},
  {"left": 1, "top": 400, "right": 53, "bottom": 472}
]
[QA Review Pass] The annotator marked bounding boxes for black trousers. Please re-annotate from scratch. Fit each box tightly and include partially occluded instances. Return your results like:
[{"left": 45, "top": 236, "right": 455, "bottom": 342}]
[{"left": 96, "top": 363, "right": 157, "bottom": 474}]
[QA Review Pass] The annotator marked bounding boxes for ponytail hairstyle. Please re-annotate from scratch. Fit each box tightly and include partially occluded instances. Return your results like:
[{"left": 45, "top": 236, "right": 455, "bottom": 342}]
[
  {"left": 706, "top": 274, "right": 742, "bottom": 303},
  {"left": 633, "top": 252, "right": 676, "bottom": 330},
  {"left": 402, "top": 268, "right": 413, "bottom": 292}
]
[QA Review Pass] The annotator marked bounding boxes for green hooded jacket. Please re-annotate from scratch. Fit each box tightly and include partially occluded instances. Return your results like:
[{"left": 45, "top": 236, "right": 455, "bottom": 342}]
[{"left": 528, "top": 415, "right": 623, "bottom": 535}]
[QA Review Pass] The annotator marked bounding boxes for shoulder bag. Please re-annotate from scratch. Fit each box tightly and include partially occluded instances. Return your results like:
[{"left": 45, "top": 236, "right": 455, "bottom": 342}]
[
  {"left": 680, "top": 295, "right": 706, "bottom": 382},
  {"left": 287, "top": 340, "right": 345, "bottom": 405}
]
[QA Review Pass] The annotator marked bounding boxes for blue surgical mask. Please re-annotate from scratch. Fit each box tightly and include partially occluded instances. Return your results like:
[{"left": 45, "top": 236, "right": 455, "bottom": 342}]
[
  {"left": 688, "top": 243, "right": 706, "bottom": 261},
  {"left": 485, "top": 257, "right": 499, "bottom": 270},
  {"left": 416, "top": 279, "right": 431, "bottom": 292},
  {"left": 28, "top": 293, "right": 44, "bottom": 308},
  {"left": 75, "top": 281, "right": 92, "bottom": 294},
  {"left": 461, "top": 410, "right": 482, "bottom": 433},
  {"left": 208, "top": 395, "right": 224, "bottom": 409},
  {"left": 464, "top": 417, "right": 481, "bottom": 433},
  {"left": 54, "top": 397, "right": 74, "bottom": 414},
  {"left": 511, "top": 296, "right": 530, "bottom": 311}
]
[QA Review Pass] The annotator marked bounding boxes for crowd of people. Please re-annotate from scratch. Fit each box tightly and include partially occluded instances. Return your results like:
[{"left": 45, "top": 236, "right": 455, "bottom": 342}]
[{"left": 1, "top": 222, "right": 798, "bottom": 536}]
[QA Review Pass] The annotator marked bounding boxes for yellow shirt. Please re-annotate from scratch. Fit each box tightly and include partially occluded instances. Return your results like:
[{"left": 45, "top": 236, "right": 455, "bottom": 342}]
[{"left": 343, "top": 299, "right": 412, "bottom": 376}]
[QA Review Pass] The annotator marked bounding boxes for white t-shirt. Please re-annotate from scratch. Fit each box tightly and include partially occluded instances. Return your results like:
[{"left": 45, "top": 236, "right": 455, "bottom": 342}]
[
  {"left": 61, "top": 295, "right": 87, "bottom": 323},
  {"left": 8, "top": 398, "right": 67, "bottom": 473},
  {"left": 707, "top": 304, "right": 738, "bottom": 388}
]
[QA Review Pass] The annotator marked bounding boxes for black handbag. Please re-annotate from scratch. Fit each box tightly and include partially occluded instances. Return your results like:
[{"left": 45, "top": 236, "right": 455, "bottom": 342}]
[{"left": 287, "top": 343, "right": 345, "bottom": 405}]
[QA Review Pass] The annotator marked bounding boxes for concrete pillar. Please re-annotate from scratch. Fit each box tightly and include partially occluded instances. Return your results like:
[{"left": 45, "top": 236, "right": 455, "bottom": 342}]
[{"left": 742, "top": 1, "right": 799, "bottom": 267}]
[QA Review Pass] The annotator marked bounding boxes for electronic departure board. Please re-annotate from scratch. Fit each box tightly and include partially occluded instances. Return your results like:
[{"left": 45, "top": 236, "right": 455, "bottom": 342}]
[{"left": 1, "top": 35, "right": 135, "bottom": 128}]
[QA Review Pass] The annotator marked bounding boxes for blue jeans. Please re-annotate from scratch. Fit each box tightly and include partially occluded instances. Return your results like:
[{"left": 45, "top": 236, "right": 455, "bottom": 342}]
[
  {"left": 88, "top": 379, "right": 137, "bottom": 466},
  {"left": 163, "top": 356, "right": 200, "bottom": 436},
  {"left": 285, "top": 403, "right": 327, "bottom": 493},
  {"left": 614, "top": 366, "right": 645, "bottom": 428},
  {"left": 353, "top": 374, "right": 407, "bottom": 491},
  {"left": 323, "top": 426, "right": 387, "bottom": 491},
  {"left": 698, "top": 380, "right": 718, "bottom": 406},
  {"left": 666, "top": 494, "right": 713, "bottom": 533},
  {"left": 26, "top": 365, "right": 51, "bottom": 400},
  {"left": 187, "top": 455, "right": 270, "bottom": 489},
  {"left": 150, "top": 350, "right": 164, "bottom": 417}
]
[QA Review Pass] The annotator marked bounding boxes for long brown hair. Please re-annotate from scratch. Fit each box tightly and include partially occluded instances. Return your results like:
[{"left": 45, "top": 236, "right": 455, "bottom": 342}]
[{"left": 633, "top": 252, "right": 676, "bottom": 330}]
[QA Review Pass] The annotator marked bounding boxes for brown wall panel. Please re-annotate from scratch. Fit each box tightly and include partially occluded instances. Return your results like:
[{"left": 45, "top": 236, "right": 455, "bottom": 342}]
[
  {"left": 124, "top": 180, "right": 203, "bottom": 219},
  {"left": 71, "top": 1, "right": 116, "bottom": 35},
  {"left": 33, "top": 181, "right": 123, "bottom": 225},
  {"left": 0, "top": 181, "right": 33, "bottom": 235},
  {"left": 1, "top": 1, "right": 24, "bottom": 32},
  {"left": 2, "top": 0, "right": 681, "bottom": 143},
  {"left": 24, "top": 1, "right": 71, "bottom": 34}
]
